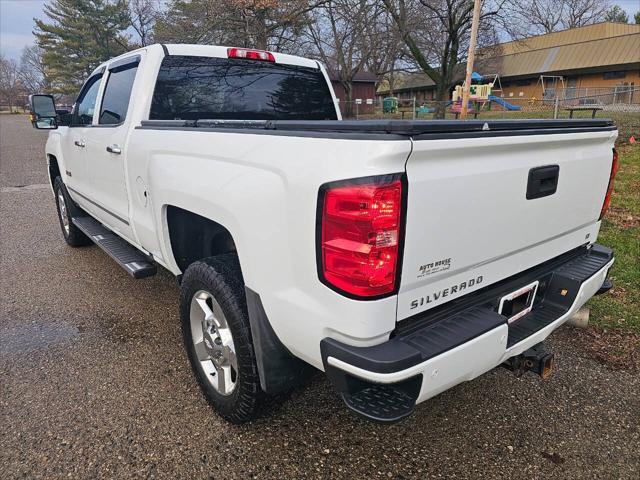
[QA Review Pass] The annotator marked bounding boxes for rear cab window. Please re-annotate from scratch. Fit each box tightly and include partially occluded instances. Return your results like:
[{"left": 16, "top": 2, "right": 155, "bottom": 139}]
[{"left": 150, "top": 56, "right": 338, "bottom": 121}]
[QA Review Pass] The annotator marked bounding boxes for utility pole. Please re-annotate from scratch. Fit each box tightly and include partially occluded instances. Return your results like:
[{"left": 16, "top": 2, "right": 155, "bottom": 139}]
[{"left": 460, "top": 0, "right": 482, "bottom": 120}]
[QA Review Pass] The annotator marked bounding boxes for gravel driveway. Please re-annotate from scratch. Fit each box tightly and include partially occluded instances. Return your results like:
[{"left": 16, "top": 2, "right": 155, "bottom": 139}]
[{"left": 1, "top": 114, "right": 638, "bottom": 479}]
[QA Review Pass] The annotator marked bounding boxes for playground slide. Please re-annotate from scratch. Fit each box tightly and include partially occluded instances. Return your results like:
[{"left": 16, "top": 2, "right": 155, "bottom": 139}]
[{"left": 488, "top": 95, "right": 521, "bottom": 110}]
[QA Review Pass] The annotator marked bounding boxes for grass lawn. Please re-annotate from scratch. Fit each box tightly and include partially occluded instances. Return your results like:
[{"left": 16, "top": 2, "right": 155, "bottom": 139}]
[{"left": 587, "top": 143, "right": 640, "bottom": 334}]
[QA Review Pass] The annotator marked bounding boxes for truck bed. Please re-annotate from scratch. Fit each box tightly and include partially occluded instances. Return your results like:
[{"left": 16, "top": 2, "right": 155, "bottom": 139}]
[{"left": 131, "top": 115, "right": 617, "bottom": 337}]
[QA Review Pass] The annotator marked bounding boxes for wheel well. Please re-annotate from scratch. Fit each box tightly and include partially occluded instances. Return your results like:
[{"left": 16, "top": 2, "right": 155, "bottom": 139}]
[
  {"left": 167, "top": 206, "right": 237, "bottom": 272},
  {"left": 48, "top": 154, "right": 61, "bottom": 187}
]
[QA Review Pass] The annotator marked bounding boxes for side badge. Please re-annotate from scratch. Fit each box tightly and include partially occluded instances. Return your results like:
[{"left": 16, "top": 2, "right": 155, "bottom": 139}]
[{"left": 65, "top": 170, "right": 72, "bottom": 177}]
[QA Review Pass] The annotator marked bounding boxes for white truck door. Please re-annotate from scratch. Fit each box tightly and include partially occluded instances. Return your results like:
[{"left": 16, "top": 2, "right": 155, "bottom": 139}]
[
  {"left": 63, "top": 72, "right": 104, "bottom": 202},
  {"left": 84, "top": 56, "right": 140, "bottom": 238}
]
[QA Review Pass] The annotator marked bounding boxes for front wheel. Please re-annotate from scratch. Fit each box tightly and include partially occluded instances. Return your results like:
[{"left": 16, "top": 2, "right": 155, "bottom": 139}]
[
  {"left": 179, "top": 254, "right": 263, "bottom": 423},
  {"left": 53, "top": 177, "right": 91, "bottom": 247}
]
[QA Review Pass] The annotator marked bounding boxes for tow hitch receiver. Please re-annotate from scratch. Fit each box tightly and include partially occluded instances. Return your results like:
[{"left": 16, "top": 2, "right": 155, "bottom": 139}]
[{"left": 503, "top": 342, "right": 555, "bottom": 379}]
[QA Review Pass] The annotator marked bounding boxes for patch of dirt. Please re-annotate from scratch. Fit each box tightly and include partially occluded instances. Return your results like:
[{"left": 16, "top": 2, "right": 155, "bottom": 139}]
[
  {"left": 562, "top": 326, "right": 640, "bottom": 372},
  {"left": 541, "top": 451, "right": 566, "bottom": 465},
  {"left": 607, "top": 285, "right": 629, "bottom": 300},
  {"left": 605, "top": 205, "right": 639, "bottom": 229}
]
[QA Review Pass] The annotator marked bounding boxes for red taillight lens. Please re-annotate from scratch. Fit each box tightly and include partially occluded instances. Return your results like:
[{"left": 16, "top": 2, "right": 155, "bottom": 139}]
[
  {"left": 319, "top": 176, "right": 403, "bottom": 298},
  {"left": 599, "top": 148, "right": 619, "bottom": 220},
  {"left": 227, "top": 47, "right": 275, "bottom": 62}
]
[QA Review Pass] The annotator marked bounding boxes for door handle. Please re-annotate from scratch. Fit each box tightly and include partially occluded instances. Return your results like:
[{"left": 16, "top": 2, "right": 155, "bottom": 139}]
[
  {"left": 106, "top": 145, "right": 122, "bottom": 155},
  {"left": 74, "top": 140, "right": 85, "bottom": 148},
  {"left": 526, "top": 165, "right": 559, "bottom": 199}
]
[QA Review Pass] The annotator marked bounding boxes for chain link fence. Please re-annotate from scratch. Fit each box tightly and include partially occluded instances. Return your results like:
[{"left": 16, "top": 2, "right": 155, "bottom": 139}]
[{"left": 340, "top": 89, "right": 640, "bottom": 143}]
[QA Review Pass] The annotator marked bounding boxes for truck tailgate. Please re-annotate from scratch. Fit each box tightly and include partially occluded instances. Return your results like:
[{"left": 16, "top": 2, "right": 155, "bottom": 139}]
[{"left": 398, "top": 129, "right": 616, "bottom": 320}]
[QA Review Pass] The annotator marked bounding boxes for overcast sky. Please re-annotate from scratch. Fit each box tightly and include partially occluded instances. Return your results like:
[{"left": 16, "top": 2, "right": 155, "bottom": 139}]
[
  {"left": 1, "top": 0, "right": 639, "bottom": 62},
  {"left": 1, "top": 0, "right": 46, "bottom": 60}
]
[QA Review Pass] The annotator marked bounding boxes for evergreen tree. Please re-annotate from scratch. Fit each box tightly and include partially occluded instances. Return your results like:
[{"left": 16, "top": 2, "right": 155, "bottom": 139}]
[
  {"left": 34, "top": 0, "right": 131, "bottom": 95},
  {"left": 604, "top": 5, "right": 629, "bottom": 23}
]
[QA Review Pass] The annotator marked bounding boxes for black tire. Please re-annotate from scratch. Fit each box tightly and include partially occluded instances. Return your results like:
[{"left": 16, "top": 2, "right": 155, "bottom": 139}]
[
  {"left": 179, "top": 254, "right": 263, "bottom": 423},
  {"left": 53, "top": 177, "right": 92, "bottom": 247}
]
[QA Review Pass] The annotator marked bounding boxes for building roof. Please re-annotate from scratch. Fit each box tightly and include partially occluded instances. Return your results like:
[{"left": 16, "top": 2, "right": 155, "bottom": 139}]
[
  {"left": 378, "top": 22, "right": 640, "bottom": 94},
  {"left": 477, "top": 22, "right": 640, "bottom": 78},
  {"left": 490, "top": 22, "right": 640, "bottom": 55}
]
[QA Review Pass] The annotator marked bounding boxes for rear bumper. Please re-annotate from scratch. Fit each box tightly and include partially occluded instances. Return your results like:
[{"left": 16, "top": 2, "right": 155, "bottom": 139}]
[{"left": 321, "top": 244, "right": 614, "bottom": 422}]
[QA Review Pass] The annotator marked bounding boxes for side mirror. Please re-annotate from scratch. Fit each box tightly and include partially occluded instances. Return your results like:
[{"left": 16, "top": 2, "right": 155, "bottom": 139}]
[{"left": 29, "top": 94, "right": 58, "bottom": 130}]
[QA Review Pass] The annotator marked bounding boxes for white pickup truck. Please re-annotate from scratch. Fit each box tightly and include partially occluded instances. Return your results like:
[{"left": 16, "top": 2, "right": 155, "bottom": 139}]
[{"left": 30, "top": 44, "right": 617, "bottom": 424}]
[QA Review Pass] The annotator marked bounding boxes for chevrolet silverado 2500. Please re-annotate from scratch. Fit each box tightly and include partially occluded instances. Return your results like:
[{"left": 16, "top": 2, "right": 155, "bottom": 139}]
[{"left": 29, "top": 44, "right": 617, "bottom": 424}]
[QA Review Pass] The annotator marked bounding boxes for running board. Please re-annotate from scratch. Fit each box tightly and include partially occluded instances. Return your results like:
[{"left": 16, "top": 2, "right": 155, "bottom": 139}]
[{"left": 72, "top": 216, "right": 156, "bottom": 279}]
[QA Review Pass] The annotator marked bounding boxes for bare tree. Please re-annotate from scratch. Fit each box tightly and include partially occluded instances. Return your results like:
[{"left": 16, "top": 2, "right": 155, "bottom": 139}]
[
  {"left": 382, "top": 0, "right": 502, "bottom": 118},
  {"left": 19, "top": 46, "right": 50, "bottom": 94},
  {"left": 234, "top": 0, "right": 329, "bottom": 51},
  {"left": 130, "top": 0, "right": 158, "bottom": 46},
  {"left": 501, "top": 0, "right": 611, "bottom": 38},
  {"left": 362, "top": 4, "right": 405, "bottom": 93},
  {"left": 0, "top": 55, "right": 24, "bottom": 112},
  {"left": 564, "top": 0, "right": 611, "bottom": 28},
  {"left": 306, "top": 0, "right": 390, "bottom": 117},
  {"left": 154, "top": 0, "right": 326, "bottom": 52}
]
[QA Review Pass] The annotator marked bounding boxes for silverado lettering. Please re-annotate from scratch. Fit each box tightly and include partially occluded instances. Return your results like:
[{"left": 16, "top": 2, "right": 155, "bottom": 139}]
[{"left": 410, "top": 276, "right": 484, "bottom": 310}]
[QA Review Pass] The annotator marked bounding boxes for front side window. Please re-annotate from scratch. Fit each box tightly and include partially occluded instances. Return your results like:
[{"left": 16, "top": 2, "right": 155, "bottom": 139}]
[
  {"left": 99, "top": 62, "right": 139, "bottom": 125},
  {"left": 150, "top": 56, "right": 338, "bottom": 121},
  {"left": 73, "top": 74, "right": 103, "bottom": 126}
]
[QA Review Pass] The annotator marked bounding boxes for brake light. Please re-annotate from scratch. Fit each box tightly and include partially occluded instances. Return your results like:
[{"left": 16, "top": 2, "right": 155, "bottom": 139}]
[
  {"left": 319, "top": 175, "right": 404, "bottom": 298},
  {"left": 227, "top": 47, "right": 275, "bottom": 62},
  {"left": 599, "top": 148, "right": 619, "bottom": 220}
]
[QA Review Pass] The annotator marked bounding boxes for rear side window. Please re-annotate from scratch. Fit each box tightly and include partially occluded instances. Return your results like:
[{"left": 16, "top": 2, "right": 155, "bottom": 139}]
[
  {"left": 99, "top": 61, "right": 139, "bottom": 125},
  {"left": 150, "top": 56, "right": 338, "bottom": 121}
]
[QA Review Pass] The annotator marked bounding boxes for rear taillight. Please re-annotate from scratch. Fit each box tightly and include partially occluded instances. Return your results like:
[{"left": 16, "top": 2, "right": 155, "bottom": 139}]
[
  {"left": 599, "top": 148, "right": 619, "bottom": 220},
  {"left": 227, "top": 47, "right": 275, "bottom": 62},
  {"left": 318, "top": 175, "right": 404, "bottom": 298}
]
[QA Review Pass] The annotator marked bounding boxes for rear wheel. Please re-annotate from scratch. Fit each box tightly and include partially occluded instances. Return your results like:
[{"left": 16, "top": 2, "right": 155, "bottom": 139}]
[
  {"left": 180, "top": 254, "right": 263, "bottom": 423},
  {"left": 53, "top": 177, "right": 91, "bottom": 247},
  {"left": 189, "top": 289, "right": 239, "bottom": 396}
]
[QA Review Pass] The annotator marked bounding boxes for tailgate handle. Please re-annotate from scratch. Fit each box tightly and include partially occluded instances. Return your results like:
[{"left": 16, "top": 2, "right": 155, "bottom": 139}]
[{"left": 527, "top": 165, "right": 559, "bottom": 200}]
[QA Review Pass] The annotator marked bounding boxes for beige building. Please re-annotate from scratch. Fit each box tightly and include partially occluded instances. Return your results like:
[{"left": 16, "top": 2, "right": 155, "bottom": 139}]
[{"left": 378, "top": 22, "right": 640, "bottom": 104}]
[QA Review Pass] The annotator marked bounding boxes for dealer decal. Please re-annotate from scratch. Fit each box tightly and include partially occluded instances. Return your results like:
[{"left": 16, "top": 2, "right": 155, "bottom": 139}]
[{"left": 417, "top": 257, "right": 452, "bottom": 278}]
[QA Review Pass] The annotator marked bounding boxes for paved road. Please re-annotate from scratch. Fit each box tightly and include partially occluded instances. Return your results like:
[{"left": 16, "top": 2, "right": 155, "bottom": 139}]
[{"left": 1, "top": 114, "right": 638, "bottom": 479}]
